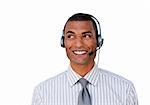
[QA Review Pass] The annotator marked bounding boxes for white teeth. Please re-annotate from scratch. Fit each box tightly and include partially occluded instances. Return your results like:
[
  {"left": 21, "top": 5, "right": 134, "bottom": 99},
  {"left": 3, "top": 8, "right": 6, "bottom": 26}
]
[{"left": 74, "top": 51, "right": 86, "bottom": 55}]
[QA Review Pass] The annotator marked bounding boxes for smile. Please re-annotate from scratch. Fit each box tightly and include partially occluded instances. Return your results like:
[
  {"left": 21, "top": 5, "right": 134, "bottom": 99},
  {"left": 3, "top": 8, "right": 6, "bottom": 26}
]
[{"left": 73, "top": 50, "right": 87, "bottom": 55}]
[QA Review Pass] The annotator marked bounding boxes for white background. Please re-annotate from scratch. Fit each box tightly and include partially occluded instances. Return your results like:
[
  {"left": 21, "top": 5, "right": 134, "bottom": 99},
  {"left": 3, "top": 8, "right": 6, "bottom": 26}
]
[{"left": 0, "top": 0, "right": 149, "bottom": 105}]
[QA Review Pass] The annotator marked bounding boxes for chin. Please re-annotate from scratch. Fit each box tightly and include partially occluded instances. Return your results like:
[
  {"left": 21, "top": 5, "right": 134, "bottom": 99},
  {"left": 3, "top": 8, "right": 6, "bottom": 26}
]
[{"left": 71, "top": 59, "right": 91, "bottom": 65}]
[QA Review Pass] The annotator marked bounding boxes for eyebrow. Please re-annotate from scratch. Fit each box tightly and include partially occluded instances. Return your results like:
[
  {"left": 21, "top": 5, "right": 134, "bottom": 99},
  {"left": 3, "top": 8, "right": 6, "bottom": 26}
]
[
  {"left": 66, "top": 31, "right": 75, "bottom": 34},
  {"left": 82, "top": 31, "right": 92, "bottom": 34}
]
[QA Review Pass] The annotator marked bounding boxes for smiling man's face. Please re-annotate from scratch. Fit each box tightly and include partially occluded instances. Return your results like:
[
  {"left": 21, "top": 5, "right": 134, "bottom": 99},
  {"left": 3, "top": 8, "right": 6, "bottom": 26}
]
[{"left": 64, "top": 20, "right": 97, "bottom": 66}]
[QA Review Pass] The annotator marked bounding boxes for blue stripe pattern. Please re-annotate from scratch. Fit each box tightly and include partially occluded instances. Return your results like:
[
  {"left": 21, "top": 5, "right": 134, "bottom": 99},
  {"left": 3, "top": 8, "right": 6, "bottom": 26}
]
[{"left": 32, "top": 64, "right": 138, "bottom": 105}]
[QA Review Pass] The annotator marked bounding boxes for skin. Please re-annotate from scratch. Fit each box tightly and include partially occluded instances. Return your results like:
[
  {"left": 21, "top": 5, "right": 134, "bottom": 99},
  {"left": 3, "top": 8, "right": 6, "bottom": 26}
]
[{"left": 64, "top": 21, "right": 97, "bottom": 77}]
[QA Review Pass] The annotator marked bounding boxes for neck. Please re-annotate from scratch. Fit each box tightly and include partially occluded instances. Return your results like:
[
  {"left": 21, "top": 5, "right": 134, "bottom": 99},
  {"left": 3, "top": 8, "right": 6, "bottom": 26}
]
[{"left": 70, "top": 61, "right": 95, "bottom": 77}]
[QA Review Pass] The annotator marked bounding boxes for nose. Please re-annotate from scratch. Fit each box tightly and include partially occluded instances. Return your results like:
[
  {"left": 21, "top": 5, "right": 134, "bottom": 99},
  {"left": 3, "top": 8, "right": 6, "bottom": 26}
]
[{"left": 74, "top": 37, "right": 84, "bottom": 48}]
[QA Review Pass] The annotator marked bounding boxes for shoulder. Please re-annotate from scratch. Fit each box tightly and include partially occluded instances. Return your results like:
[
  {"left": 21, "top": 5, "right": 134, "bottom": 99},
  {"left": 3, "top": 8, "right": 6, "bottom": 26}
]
[
  {"left": 98, "top": 68, "right": 134, "bottom": 87},
  {"left": 34, "top": 71, "right": 67, "bottom": 90}
]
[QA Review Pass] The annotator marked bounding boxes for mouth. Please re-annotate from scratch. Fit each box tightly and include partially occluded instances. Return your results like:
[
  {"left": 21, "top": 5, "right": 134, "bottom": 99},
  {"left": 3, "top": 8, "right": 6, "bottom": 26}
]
[{"left": 73, "top": 50, "right": 87, "bottom": 55}]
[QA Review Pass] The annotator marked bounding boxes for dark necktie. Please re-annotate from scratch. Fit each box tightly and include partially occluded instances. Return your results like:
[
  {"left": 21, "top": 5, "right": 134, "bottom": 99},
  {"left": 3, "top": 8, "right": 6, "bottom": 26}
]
[{"left": 78, "top": 78, "right": 92, "bottom": 105}]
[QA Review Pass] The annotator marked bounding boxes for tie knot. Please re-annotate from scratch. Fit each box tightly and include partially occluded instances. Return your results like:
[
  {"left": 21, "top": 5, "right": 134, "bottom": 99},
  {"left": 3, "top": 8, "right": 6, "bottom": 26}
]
[{"left": 78, "top": 78, "right": 88, "bottom": 87}]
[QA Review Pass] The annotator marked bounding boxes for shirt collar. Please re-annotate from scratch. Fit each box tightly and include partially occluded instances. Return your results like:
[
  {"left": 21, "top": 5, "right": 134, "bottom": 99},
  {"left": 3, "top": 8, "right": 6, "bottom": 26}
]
[{"left": 66, "top": 64, "right": 100, "bottom": 87}]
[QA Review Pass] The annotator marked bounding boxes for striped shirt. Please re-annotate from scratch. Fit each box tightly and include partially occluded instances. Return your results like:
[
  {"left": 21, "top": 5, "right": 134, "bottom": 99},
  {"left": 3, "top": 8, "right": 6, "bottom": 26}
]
[{"left": 32, "top": 64, "right": 138, "bottom": 105}]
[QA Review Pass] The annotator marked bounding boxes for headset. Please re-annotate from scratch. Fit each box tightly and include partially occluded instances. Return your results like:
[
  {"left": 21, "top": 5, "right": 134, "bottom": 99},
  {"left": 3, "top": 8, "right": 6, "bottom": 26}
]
[{"left": 60, "top": 13, "right": 104, "bottom": 50}]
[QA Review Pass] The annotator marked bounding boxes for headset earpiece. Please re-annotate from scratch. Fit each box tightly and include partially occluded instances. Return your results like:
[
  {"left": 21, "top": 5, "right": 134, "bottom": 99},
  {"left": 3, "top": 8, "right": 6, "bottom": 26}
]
[
  {"left": 60, "top": 36, "right": 65, "bottom": 47},
  {"left": 97, "top": 35, "right": 104, "bottom": 48}
]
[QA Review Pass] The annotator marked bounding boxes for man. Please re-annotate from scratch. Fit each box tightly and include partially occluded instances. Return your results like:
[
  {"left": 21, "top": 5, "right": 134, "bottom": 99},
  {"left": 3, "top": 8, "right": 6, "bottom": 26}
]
[{"left": 32, "top": 13, "right": 138, "bottom": 105}]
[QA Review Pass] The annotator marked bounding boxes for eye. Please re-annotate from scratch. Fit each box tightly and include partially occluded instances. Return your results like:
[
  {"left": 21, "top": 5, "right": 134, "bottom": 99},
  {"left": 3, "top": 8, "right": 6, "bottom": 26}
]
[
  {"left": 66, "top": 34, "right": 75, "bottom": 39},
  {"left": 82, "top": 34, "right": 92, "bottom": 39}
]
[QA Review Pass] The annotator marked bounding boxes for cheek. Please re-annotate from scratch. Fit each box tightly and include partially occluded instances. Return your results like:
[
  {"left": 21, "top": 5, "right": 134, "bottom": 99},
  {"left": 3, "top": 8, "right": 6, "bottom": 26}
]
[
  {"left": 65, "top": 48, "right": 72, "bottom": 56},
  {"left": 65, "top": 48, "right": 73, "bottom": 60},
  {"left": 84, "top": 40, "right": 97, "bottom": 48},
  {"left": 64, "top": 40, "right": 72, "bottom": 48}
]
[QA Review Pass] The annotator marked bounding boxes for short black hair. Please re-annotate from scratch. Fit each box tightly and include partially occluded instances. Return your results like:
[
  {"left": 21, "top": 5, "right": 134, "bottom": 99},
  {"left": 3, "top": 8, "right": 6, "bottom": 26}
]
[{"left": 63, "top": 13, "right": 98, "bottom": 36}]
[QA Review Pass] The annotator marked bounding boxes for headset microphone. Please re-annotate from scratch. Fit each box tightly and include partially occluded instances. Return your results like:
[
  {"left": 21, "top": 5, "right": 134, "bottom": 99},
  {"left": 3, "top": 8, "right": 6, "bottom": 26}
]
[
  {"left": 89, "top": 51, "right": 94, "bottom": 56},
  {"left": 89, "top": 46, "right": 101, "bottom": 56}
]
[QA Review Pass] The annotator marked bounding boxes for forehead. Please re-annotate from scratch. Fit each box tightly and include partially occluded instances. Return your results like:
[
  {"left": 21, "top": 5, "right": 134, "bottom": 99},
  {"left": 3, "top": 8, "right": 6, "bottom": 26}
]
[{"left": 64, "top": 21, "right": 95, "bottom": 32}]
